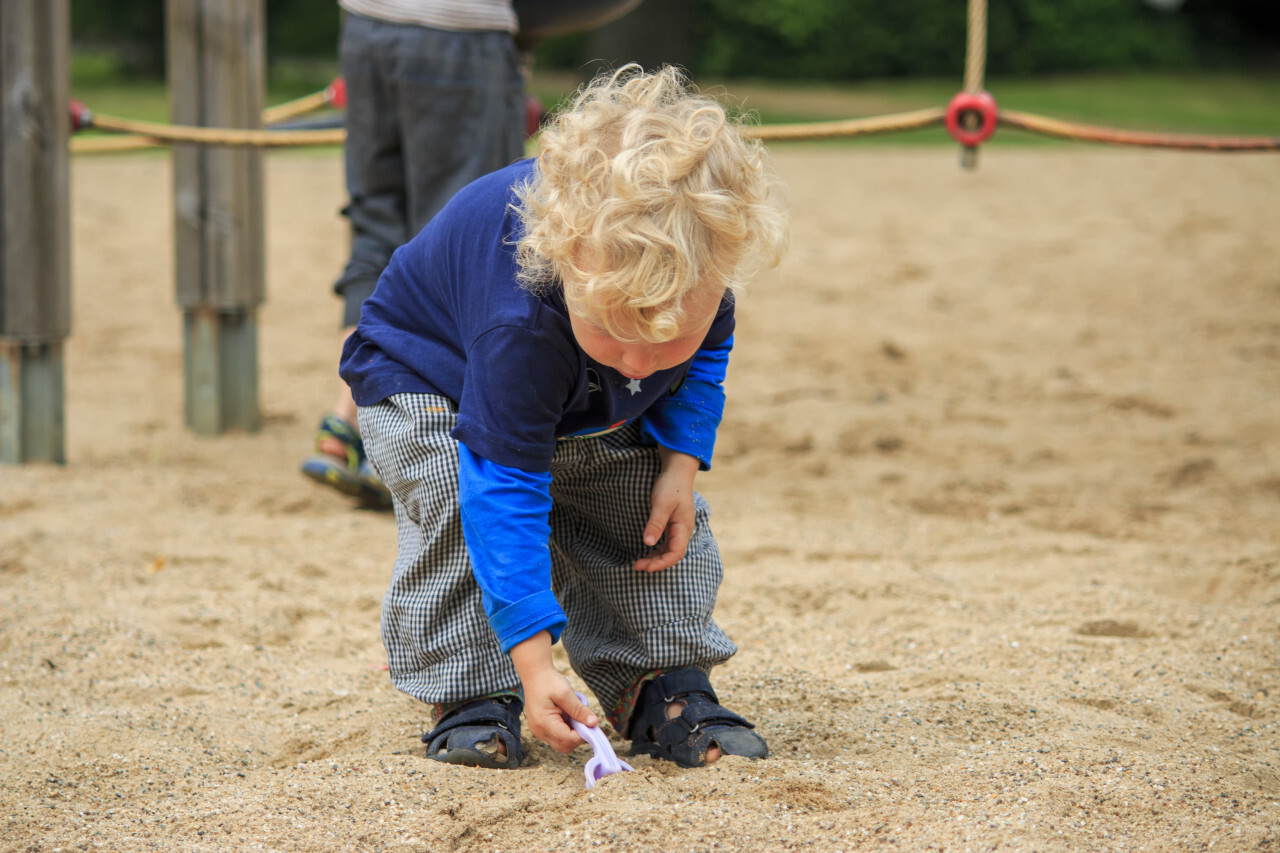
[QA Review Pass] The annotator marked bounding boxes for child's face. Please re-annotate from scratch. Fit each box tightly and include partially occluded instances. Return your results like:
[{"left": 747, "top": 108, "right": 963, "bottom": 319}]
[{"left": 568, "top": 301, "right": 718, "bottom": 381}]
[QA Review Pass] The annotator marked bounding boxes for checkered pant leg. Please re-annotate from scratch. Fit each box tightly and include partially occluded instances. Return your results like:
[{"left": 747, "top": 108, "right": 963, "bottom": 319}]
[
  {"left": 548, "top": 423, "right": 738, "bottom": 719},
  {"left": 359, "top": 394, "right": 520, "bottom": 705}
]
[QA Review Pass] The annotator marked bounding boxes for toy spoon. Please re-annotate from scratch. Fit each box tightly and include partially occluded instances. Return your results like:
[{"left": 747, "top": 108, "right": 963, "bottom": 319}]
[{"left": 567, "top": 692, "right": 633, "bottom": 788}]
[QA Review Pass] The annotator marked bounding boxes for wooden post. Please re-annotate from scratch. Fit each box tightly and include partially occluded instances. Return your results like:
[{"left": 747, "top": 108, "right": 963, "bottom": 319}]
[
  {"left": 0, "top": 1, "right": 71, "bottom": 465},
  {"left": 167, "top": 0, "right": 265, "bottom": 435}
]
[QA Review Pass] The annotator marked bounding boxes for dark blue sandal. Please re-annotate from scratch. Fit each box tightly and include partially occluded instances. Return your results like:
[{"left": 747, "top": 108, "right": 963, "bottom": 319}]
[
  {"left": 300, "top": 414, "right": 392, "bottom": 509},
  {"left": 422, "top": 696, "right": 525, "bottom": 770},
  {"left": 628, "top": 668, "right": 768, "bottom": 768}
]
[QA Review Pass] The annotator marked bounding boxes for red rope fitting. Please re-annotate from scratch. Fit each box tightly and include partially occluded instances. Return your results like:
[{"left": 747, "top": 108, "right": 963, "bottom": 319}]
[
  {"left": 945, "top": 90, "right": 998, "bottom": 147},
  {"left": 69, "top": 99, "right": 93, "bottom": 131},
  {"left": 325, "top": 77, "right": 347, "bottom": 110},
  {"left": 524, "top": 94, "right": 545, "bottom": 140}
]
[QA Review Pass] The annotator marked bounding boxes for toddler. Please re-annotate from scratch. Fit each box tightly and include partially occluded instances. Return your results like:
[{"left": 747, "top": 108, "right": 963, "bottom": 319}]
[{"left": 341, "top": 64, "right": 787, "bottom": 769}]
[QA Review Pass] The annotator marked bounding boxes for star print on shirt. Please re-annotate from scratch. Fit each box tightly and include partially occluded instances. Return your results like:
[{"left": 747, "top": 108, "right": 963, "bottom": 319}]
[{"left": 626, "top": 377, "right": 643, "bottom": 396}]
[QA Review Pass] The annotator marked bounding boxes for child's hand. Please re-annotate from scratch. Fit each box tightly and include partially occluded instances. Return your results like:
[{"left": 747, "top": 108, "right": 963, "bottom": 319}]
[
  {"left": 523, "top": 668, "right": 597, "bottom": 753},
  {"left": 510, "top": 632, "right": 598, "bottom": 753},
  {"left": 635, "top": 447, "right": 700, "bottom": 573}
]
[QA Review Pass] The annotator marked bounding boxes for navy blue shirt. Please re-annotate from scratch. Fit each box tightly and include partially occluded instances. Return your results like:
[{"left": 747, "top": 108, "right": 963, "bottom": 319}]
[
  {"left": 341, "top": 159, "right": 734, "bottom": 652},
  {"left": 341, "top": 159, "right": 733, "bottom": 471}
]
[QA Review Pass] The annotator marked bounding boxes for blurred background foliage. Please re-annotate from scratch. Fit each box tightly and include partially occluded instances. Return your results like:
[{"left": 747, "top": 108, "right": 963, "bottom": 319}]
[{"left": 69, "top": 0, "right": 1280, "bottom": 85}]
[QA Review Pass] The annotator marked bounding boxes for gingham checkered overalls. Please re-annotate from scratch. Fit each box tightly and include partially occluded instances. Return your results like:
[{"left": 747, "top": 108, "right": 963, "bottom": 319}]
[{"left": 359, "top": 392, "right": 738, "bottom": 723}]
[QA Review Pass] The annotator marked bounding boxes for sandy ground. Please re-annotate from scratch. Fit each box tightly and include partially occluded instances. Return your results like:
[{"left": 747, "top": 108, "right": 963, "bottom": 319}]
[{"left": 2, "top": 144, "right": 1278, "bottom": 852}]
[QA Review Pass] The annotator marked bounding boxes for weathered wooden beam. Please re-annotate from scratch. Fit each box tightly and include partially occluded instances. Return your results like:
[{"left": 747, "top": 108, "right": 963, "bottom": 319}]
[
  {"left": 167, "top": 0, "right": 265, "bottom": 435},
  {"left": 0, "top": 341, "right": 64, "bottom": 464},
  {"left": 0, "top": 0, "right": 71, "bottom": 464},
  {"left": 183, "top": 307, "right": 259, "bottom": 436}
]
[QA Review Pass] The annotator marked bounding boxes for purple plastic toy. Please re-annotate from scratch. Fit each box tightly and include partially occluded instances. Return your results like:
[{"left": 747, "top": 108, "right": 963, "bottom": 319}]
[{"left": 567, "top": 692, "right": 633, "bottom": 789}]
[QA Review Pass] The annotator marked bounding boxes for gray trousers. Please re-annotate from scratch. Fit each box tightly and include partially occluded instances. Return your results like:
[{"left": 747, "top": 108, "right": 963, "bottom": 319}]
[
  {"left": 359, "top": 393, "right": 738, "bottom": 722},
  {"left": 334, "top": 12, "right": 526, "bottom": 326}
]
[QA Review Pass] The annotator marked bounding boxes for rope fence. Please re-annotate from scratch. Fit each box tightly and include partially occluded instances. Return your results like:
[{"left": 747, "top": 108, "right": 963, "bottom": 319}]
[
  {"left": 740, "top": 108, "right": 947, "bottom": 141},
  {"left": 997, "top": 109, "right": 1280, "bottom": 152},
  {"left": 82, "top": 112, "right": 344, "bottom": 148},
  {"left": 69, "top": 78, "right": 347, "bottom": 154},
  {"left": 72, "top": 86, "right": 1280, "bottom": 154}
]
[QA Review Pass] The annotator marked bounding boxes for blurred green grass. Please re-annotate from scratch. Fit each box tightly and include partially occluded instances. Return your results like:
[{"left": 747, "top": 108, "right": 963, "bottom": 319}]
[
  {"left": 71, "top": 53, "right": 344, "bottom": 121},
  {"left": 72, "top": 51, "right": 1279, "bottom": 151}
]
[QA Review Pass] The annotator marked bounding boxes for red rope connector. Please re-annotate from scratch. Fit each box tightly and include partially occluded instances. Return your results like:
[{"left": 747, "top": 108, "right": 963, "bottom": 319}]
[
  {"left": 524, "top": 94, "right": 545, "bottom": 140},
  {"left": 945, "top": 90, "right": 998, "bottom": 147},
  {"left": 325, "top": 77, "right": 347, "bottom": 110},
  {"left": 69, "top": 99, "right": 93, "bottom": 132}
]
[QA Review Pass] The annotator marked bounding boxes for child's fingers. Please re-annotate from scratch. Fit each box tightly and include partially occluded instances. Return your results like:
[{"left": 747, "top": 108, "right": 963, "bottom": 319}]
[
  {"left": 642, "top": 504, "right": 673, "bottom": 547},
  {"left": 530, "top": 713, "right": 584, "bottom": 754},
  {"left": 642, "top": 521, "right": 665, "bottom": 548},
  {"left": 634, "top": 519, "right": 691, "bottom": 572},
  {"left": 633, "top": 544, "right": 669, "bottom": 572},
  {"left": 636, "top": 505, "right": 676, "bottom": 571},
  {"left": 664, "top": 520, "right": 691, "bottom": 561},
  {"left": 533, "top": 693, "right": 602, "bottom": 753},
  {"left": 634, "top": 545, "right": 678, "bottom": 572},
  {"left": 558, "top": 691, "right": 599, "bottom": 728}
]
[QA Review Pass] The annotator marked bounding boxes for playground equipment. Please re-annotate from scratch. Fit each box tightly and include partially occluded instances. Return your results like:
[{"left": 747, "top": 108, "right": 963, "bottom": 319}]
[
  {"left": 4, "top": 0, "right": 653, "bottom": 464},
  {"left": 3, "top": 0, "right": 1278, "bottom": 464},
  {"left": 0, "top": 2, "right": 70, "bottom": 464},
  {"left": 68, "top": 0, "right": 1280, "bottom": 156}
]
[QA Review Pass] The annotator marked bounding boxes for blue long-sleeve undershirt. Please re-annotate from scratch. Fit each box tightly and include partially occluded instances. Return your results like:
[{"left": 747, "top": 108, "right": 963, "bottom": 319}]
[
  {"left": 457, "top": 445, "right": 566, "bottom": 654},
  {"left": 640, "top": 334, "right": 731, "bottom": 470},
  {"left": 457, "top": 334, "right": 732, "bottom": 653}
]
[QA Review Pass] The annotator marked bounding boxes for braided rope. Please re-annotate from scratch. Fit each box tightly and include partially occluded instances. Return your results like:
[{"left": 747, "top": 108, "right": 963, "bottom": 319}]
[
  {"left": 261, "top": 90, "right": 330, "bottom": 126},
  {"left": 71, "top": 135, "right": 167, "bottom": 154},
  {"left": 958, "top": 0, "right": 990, "bottom": 167},
  {"left": 76, "top": 104, "right": 948, "bottom": 149},
  {"left": 86, "top": 112, "right": 343, "bottom": 148},
  {"left": 1000, "top": 109, "right": 1280, "bottom": 151},
  {"left": 75, "top": 106, "right": 1280, "bottom": 152},
  {"left": 69, "top": 78, "right": 1279, "bottom": 154},
  {"left": 963, "top": 0, "right": 988, "bottom": 94},
  {"left": 71, "top": 87, "right": 340, "bottom": 154},
  {"left": 739, "top": 108, "right": 947, "bottom": 141}
]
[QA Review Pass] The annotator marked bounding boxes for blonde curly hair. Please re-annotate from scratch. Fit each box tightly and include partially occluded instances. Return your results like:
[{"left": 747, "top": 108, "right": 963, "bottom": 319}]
[{"left": 513, "top": 64, "right": 787, "bottom": 343}]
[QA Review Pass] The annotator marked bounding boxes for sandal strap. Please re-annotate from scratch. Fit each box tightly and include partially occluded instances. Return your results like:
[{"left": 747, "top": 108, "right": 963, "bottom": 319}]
[
  {"left": 665, "top": 697, "right": 755, "bottom": 739},
  {"left": 422, "top": 695, "right": 523, "bottom": 743},
  {"left": 646, "top": 668, "right": 721, "bottom": 707},
  {"left": 315, "top": 414, "right": 365, "bottom": 471}
]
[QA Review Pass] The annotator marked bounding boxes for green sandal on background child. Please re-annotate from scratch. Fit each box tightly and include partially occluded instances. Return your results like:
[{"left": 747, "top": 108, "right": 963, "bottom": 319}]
[{"left": 300, "top": 413, "right": 392, "bottom": 508}]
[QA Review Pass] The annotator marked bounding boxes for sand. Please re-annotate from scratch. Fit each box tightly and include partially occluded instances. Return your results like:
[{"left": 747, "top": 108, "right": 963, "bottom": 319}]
[{"left": 1, "top": 144, "right": 1278, "bottom": 852}]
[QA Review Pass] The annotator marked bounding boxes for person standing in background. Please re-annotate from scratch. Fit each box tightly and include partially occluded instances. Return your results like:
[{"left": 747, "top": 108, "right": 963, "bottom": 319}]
[{"left": 302, "top": 0, "right": 527, "bottom": 508}]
